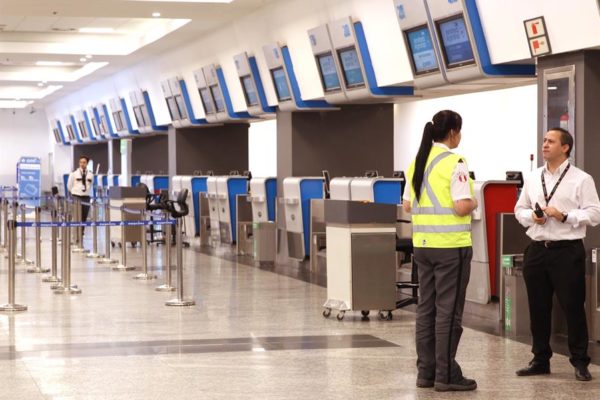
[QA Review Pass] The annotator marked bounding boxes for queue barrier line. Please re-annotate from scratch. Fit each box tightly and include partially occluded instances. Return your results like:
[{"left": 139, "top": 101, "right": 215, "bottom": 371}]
[{"left": 16, "top": 220, "right": 176, "bottom": 228}]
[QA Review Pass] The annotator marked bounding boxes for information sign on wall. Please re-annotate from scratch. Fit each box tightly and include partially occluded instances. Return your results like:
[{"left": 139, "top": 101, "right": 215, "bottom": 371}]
[{"left": 17, "top": 156, "right": 41, "bottom": 206}]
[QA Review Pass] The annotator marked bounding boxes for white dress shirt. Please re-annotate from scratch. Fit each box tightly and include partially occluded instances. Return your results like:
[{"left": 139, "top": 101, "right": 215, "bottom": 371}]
[
  {"left": 514, "top": 159, "right": 600, "bottom": 241},
  {"left": 402, "top": 142, "right": 473, "bottom": 202},
  {"left": 67, "top": 168, "right": 93, "bottom": 196}
]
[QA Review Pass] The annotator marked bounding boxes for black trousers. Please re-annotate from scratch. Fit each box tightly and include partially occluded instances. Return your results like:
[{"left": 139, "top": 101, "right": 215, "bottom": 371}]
[
  {"left": 73, "top": 195, "right": 91, "bottom": 235},
  {"left": 522, "top": 240, "right": 590, "bottom": 367}
]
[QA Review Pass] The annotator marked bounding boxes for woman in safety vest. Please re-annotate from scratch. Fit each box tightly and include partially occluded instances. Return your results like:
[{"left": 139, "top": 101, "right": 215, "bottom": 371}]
[{"left": 402, "top": 110, "right": 478, "bottom": 392}]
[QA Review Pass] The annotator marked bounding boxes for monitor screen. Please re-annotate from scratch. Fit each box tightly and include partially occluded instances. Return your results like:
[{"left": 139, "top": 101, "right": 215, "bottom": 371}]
[
  {"left": 174, "top": 95, "right": 188, "bottom": 120},
  {"left": 199, "top": 88, "right": 215, "bottom": 115},
  {"left": 99, "top": 115, "right": 109, "bottom": 134},
  {"left": 133, "top": 106, "right": 146, "bottom": 127},
  {"left": 91, "top": 117, "right": 101, "bottom": 136},
  {"left": 166, "top": 97, "right": 180, "bottom": 120},
  {"left": 317, "top": 52, "right": 341, "bottom": 91},
  {"left": 113, "top": 111, "right": 124, "bottom": 131},
  {"left": 66, "top": 124, "right": 75, "bottom": 140},
  {"left": 210, "top": 85, "right": 225, "bottom": 113},
  {"left": 140, "top": 104, "right": 151, "bottom": 127},
  {"left": 337, "top": 47, "right": 364, "bottom": 88},
  {"left": 241, "top": 75, "right": 259, "bottom": 106},
  {"left": 53, "top": 128, "right": 61, "bottom": 143},
  {"left": 437, "top": 15, "right": 475, "bottom": 68},
  {"left": 78, "top": 121, "right": 88, "bottom": 138},
  {"left": 270, "top": 67, "right": 291, "bottom": 101},
  {"left": 405, "top": 25, "right": 439, "bottom": 75}
]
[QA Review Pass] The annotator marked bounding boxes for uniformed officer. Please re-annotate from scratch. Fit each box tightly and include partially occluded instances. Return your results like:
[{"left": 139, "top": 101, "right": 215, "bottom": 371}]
[
  {"left": 402, "top": 110, "right": 478, "bottom": 392},
  {"left": 514, "top": 128, "right": 600, "bottom": 381},
  {"left": 67, "top": 156, "right": 94, "bottom": 235}
]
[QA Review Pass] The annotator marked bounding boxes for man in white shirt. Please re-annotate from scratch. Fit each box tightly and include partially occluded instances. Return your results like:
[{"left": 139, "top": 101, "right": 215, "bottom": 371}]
[
  {"left": 514, "top": 128, "right": 600, "bottom": 381},
  {"left": 67, "top": 156, "right": 94, "bottom": 236}
]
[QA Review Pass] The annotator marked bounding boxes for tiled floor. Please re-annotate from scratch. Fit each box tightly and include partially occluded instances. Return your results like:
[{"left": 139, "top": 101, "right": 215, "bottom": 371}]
[{"left": 0, "top": 230, "right": 598, "bottom": 399}]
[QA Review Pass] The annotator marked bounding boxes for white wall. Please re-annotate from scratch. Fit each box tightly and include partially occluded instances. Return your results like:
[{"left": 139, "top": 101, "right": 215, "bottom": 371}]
[
  {"left": 248, "top": 119, "right": 277, "bottom": 178},
  {"left": 0, "top": 108, "right": 54, "bottom": 190},
  {"left": 394, "top": 84, "right": 538, "bottom": 181}
]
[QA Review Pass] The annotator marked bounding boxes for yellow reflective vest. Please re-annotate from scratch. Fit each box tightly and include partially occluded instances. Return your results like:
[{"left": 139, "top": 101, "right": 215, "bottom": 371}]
[{"left": 407, "top": 145, "right": 473, "bottom": 248}]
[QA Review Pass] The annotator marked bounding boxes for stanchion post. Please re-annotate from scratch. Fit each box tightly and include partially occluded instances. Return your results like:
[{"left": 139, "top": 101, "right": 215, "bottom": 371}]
[
  {"left": 134, "top": 209, "right": 156, "bottom": 280},
  {"left": 86, "top": 200, "right": 102, "bottom": 259},
  {"left": 28, "top": 207, "right": 50, "bottom": 273},
  {"left": 166, "top": 218, "right": 195, "bottom": 306},
  {"left": 43, "top": 210, "right": 61, "bottom": 283},
  {"left": 72, "top": 197, "right": 88, "bottom": 253},
  {"left": 156, "top": 210, "right": 175, "bottom": 292},
  {"left": 113, "top": 207, "right": 135, "bottom": 271},
  {"left": 0, "top": 198, "right": 4, "bottom": 252},
  {"left": 54, "top": 211, "right": 81, "bottom": 295},
  {"left": 1, "top": 199, "right": 8, "bottom": 251},
  {"left": 17, "top": 203, "right": 33, "bottom": 265},
  {"left": 98, "top": 200, "right": 117, "bottom": 265},
  {"left": 0, "top": 219, "right": 27, "bottom": 311}
]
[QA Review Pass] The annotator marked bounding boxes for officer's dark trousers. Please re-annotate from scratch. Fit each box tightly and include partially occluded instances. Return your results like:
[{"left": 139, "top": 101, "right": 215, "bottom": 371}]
[
  {"left": 73, "top": 195, "right": 90, "bottom": 237},
  {"left": 522, "top": 240, "right": 590, "bottom": 368},
  {"left": 414, "top": 247, "right": 472, "bottom": 384}
]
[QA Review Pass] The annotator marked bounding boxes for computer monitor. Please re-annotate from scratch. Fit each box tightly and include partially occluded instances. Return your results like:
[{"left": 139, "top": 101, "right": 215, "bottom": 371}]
[
  {"left": 436, "top": 14, "right": 475, "bottom": 69},
  {"left": 133, "top": 106, "right": 146, "bottom": 127},
  {"left": 199, "top": 88, "right": 215, "bottom": 115},
  {"left": 66, "top": 124, "right": 75, "bottom": 140},
  {"left": 316, "top": 52, "right": 341, "bottom": 92},
  {"left": 210, "top": 85, "right": 225, "bottom": 113},
  {"left": 404, "top": 25, "right": 439, "bottom": 75},
  {"left": 241, "top": 75, "right": 259, "bottom": 107},
  {"left": 322, "top": 170, "right": 331, "bottom": 199},
  {"left": 337, "top": 47, "right": 365, "bottom": 89},
  {"left": 166, "top": 97, "right": 180, "bottom": 120},
  {"left": 77, "top": 121, "right": 88, "bottom": 138},
  {"left": 53, "top": 128, "right": 61, "bottom": 143},
  {"left": 174, "top": 95, "right": 188, "bottom": 120},
  {"left": 270, "top": 67, "right": 292, "bottom": 101}
]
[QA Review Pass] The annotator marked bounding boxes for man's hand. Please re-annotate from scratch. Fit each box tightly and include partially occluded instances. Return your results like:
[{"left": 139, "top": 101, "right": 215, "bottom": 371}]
[
  {"left": 532, "top": 210, "right": 546, "bottom": 225},
  {"left": 543, "top": 206, "right": 563, "bottom": 222}
]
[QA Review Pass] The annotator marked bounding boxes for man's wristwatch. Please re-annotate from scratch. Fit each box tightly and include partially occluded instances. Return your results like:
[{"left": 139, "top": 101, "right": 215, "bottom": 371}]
[{"left": 561, "top": 212, "right": 568, "bottom": 223}]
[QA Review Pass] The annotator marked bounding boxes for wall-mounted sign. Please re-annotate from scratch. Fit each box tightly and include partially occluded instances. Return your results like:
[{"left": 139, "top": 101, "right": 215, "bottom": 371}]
[
  {"left": 524, "top": 16, "right": 552, "bottom": 57},
  {"left": 17, "top": 156, "right": 41, "bottom": 207}
]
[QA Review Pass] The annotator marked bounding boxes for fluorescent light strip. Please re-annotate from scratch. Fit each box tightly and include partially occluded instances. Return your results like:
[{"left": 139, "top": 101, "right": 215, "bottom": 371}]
[
  {"left": 0, "top": 100, "right": 33, "bottom": 109},
  {"left": 36, "top": 61, "right": 72, "bottom": 67}
]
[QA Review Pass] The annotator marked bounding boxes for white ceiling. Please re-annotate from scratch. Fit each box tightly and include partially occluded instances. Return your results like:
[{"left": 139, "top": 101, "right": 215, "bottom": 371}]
[{"left": 0, "top": 0, "right": 277, "bottom": 107}]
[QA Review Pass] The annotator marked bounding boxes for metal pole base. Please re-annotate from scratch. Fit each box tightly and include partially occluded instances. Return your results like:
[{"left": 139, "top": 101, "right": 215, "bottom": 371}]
[
  {"left": 98, "top": 258, "right": 118, "bottom": 264},
  {"left": 42, "top": 276, "right": 62, "bottom": 283},
  {"left": 27, "top": 266, "right": 51, "bottom": 273},
  {"left": 72, "top": 247, "right": 89, "bottom": 254},
  {"left": 155, "top": 284, "right": 176, "bottom": 292},
  {"left": 0, "top": 303, "right": 27, "bottom": 312},
  {"left": 112, "top": 264, "right": 136, "bottom": 271},
  {"left": 86, "top": 252, "right": 104, "bottom": 259},
  {"left": 17, "top": 258, "right": 34, "bottom": 266},
  {"left": 133, "top": 273, "right": 157, "bottom": 280},
  {"left": 50, "top": 283, "right": 78, "bottom": 290},
  {"left": 53, "top": 286, "right": 82, "bottom": 295},
  {"left": 165, "top": 298, "right": 196, "bottom": 307}
]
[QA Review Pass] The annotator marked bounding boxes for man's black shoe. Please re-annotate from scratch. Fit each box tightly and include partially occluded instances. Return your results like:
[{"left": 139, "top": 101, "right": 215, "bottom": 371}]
[
  {"left": 516, "top": 361, "right": 550, "bottom": 376},
  {"left": 575, "top": 366, "right": 592, "bottom": 381},
  {"left": 416, "top": 378, "right": 434, "bottom": 388},
  {"left": 434, "top": 377, "right": 477, "bottom": 392}
]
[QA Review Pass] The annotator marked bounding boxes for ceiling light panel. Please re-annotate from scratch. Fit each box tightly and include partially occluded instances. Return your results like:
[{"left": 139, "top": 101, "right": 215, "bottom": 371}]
[{"left": 0, "top": 100, "right": 33, "bottom": 109}]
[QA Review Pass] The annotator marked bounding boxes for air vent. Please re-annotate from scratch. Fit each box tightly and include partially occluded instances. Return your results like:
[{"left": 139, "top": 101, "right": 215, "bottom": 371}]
[{"left": 51, "top": 27, "right": 76, "bottom": 32}]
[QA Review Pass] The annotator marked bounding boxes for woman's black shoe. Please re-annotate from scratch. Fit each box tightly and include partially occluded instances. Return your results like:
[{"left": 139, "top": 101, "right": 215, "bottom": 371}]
[{"left": 516, "top": 361, "right": 551, "bottom": 376}]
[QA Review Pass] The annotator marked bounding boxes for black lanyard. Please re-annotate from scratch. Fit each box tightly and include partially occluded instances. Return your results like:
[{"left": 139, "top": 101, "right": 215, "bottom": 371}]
[{"left": 541, "top": 163, "right": 570, "bottom": 206}]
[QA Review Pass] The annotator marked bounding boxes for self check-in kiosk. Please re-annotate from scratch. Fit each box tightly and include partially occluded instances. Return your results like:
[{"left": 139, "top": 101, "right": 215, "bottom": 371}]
[
  {"left": 109, "top": 97, "right": 139, "bottom": 137},
  {"left": 249, "top": 177, "right": 277, "bottom": 262},
  {"left": 129, "top": 89, "right": 168, "bottom": 134},
  {"left": 75, "top": 110, "right": 96, "bottom": 142},
  {"left": 308, "top": 17, "right": 413, "bottom": 103},
  {"left": 233, "top": 52, "right": 276, "bottom": 117},
  {"left": 216, "top": 176, "right": 248, "bottom": 244},
  {"left": 206, "top": 177, "right": 220, "bottom": 244},
  {"left": 161, "top": 77, "right": 209, "bottom": 128},
  {"left": 350, "top": 178, "right": 403, "bottom": 204},
  {"left": 330, "top": 177, "right": 353, "bottom": 201},
  {"left": 394, "top": 0, "right": 535, "bottom": 90},
  {"left": 283, "top": 177, "right": 324, "bottom": 260},
  {"left": 88, "top": 106, "right": 107, "bottom": 141},
  {"left": 262, "top": 43, "right": 336, "bottom": 112},
  {"left": 68, "top": 115, "right": 84, "bottom": 144},
  {"left": 194, "top": 64, "right": 253, "bottom": 123},
  {"left": 63, "top": 118, "right": 77, "bottom": 144},
  {"left": 52, "top": 120, "right": 68, "bottom": 145}
]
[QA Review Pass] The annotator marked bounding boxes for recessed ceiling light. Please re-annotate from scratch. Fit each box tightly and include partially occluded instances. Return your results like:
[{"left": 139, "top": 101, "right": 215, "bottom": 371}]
[
  {"left": 152, "top": 12, "right": 161, "bottom": 17},
  {"left": 37, "top": 82, "right": 44, "bottom": 87},
  {"left": 79, "top": 27, "right": 114, "bottom": 34},
  {"left": 85, "top": 55, "right": 93, "bottom": 59},
  {"left": 36, "top": 61, "right": 70, "bottom": 66},
  {"left": 80, "top": 57, "right": 87, "bottom": 62}
]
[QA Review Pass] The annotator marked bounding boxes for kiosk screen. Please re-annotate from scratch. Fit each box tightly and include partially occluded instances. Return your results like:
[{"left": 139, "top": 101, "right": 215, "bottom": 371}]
[
  {"left": 317, "top": 52, "right": 341, "bottom": 91},
  {"left": 199, "top": 88, "right": 215, "bottom": 114},
  {"left": 271, "top": 67, "right": 291, "bottom": 101},
  {"left": 78, "top": 121, "right": 88, "bottom": 138},
  {"left": 406, "top": 25, "right": 439, "bottom": 75},
  {"left": 437, "top": 15, "right": 475, "bottom": 68},
  {"left": 210, "top": 85, "right": 225, "bottom": 113},
  {"left": 166, "top": 97, "right": 179, "bottom": 120},
  {"left": 337, "top": 47, "right": 364, "bottom": 88},
  {"left": 241, "top": 75, "right": 259, "bottom": 106},
  {"left": 174, "top": 95, "right": 188, "bottom": 120}
]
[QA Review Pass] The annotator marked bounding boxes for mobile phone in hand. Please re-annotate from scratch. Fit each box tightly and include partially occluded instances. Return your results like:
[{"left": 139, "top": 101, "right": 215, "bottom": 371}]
[{"left": 534, "top": 202, "right": 544, "bottom": 218}]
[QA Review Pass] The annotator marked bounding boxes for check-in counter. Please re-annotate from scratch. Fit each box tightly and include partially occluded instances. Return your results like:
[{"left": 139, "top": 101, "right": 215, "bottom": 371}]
[
  {"left": 108, "top": 186, "right": 146, "bottom": 246},
  {"left": 249, "top": 178, "right": 277, "bottom": 262},
  {"left": 216, "top": 176, "right": 248, "bottom": 244},
  {"left": 206, "top": 177, "right": 220, "bottom": 245}
]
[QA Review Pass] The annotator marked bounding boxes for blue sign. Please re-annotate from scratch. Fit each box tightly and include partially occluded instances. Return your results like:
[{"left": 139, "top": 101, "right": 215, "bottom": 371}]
[
  {"left": 397, "top": 4, "right": 406, "bottom": 20},
  {"left": 17, "top": 156, "right": 41, "bottom": 207}
]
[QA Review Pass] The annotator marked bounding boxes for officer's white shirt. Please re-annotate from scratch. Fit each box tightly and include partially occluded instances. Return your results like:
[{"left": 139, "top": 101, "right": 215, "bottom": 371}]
[
  {"left": 402, "top": 142, "right": 472, "bottom": 203},
  {"left": 515, "top": 158, "right": 600, "bottom": 241},
  {"left": 67, "top": 168, "right": 93, "bottom": 196}
]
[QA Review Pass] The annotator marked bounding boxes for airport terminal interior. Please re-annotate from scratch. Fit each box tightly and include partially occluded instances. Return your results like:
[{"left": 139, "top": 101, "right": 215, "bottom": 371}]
[{"left": 0, "top": 0, "right": 599, "bottom": 398}]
